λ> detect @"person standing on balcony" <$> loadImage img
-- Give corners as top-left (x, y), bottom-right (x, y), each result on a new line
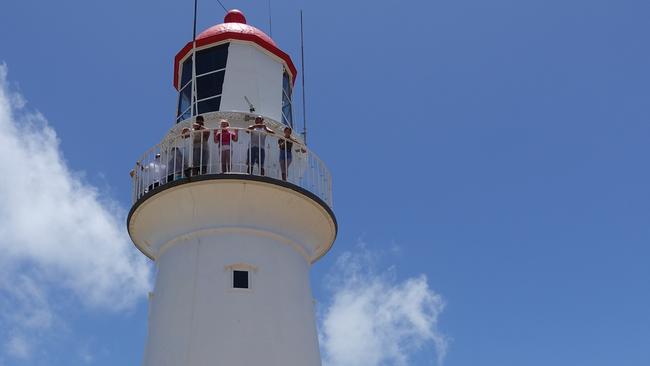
top-left (145, 153), bottom-right (167, 191)
top-left (246, 116), bottom-right (274, 176)
top-left (166, 146), bottom-right (185, 182)
top-left (144, 153), bottom-right (166, 192)
top-left (180, 127), bottom-right (192, 177)
top-left (277, 126), bottom-right (303, 181)
top-left (187, 115), bottom-right (210, 176)
top-left (214, 119), bottom-right (238, 173)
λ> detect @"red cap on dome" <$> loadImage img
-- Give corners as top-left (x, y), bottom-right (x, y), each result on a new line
top-left (173, 10), bottom-right (297, 89)
top-left (223, 9), bottom-right (247, 24)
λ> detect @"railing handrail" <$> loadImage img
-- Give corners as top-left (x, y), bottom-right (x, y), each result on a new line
top-left (130, 124), bottom-right (332, 209)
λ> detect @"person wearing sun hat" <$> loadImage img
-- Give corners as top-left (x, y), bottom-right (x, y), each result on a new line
top-left (246, 116), bottom-right (274, 176)
top-left (214, 119), bottom-right (238, 173)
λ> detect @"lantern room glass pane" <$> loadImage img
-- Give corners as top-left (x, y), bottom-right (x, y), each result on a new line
top-left (196, 71), bottom-right (225, 100)
top-left (177, 109), bottom-right (192, 123)
top-left (177, 43), bottom-right (228, 121)
top-left (197, 96), bottom-right (221, 114)
top-left (177, 83), bottom-right (192, 117)
top-left (180, 56), bottom-right (193, 88)
top-left (196, 43), bottom-right (229, 76)
top-left (282, 70), bottom-right (293, 127)
top-left (282, 104), bottom-right (293, 127)
top-left (283, 72), bottom-right (291, 96)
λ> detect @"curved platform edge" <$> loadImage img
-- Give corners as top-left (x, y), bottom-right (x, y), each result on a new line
top-left (127, 174), bottom-right (338, 263)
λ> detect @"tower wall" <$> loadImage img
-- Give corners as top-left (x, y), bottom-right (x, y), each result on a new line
top-left (143, 232), bottom-right (321, 366)
top-left (129, 179), bottom-right (336, 366)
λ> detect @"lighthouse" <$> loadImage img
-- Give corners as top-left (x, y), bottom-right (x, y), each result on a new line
top-left (127, 9), bottom-right (336, 366)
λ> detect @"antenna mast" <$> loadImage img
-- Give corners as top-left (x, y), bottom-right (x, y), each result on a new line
top-left (190, 0), bottom-right (199, 117)
top-left (268, 0), bottom-right (273, 37)
top-left (216, 0), bottom-right (227, 12)
top-left (300, 10), bottom-right (307, 144)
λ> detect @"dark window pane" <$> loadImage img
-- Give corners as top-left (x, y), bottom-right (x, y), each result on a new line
top-left (282, 104), bottom-right (293, 127)
top-left (177, 109), bottom-right (192, 123)
top-left (283, 71), bottom-right (292, 98)
top-left (282, 92), bottom-right (291, 107)
top-left (196, 71), bottom-right (225, 100)
top-left (197, 96), bottom-right (221, 114)
top-left (282, 70), bottom-right (293, 126)
top-left (196, 43), bottom-right (229, 75)
top-left (177, 83), bottom-right (192, 117)
top-left (233, 270), bottom-right (249, 289)
top-left (282, 92), bottom-right (293, 126)
top-left (180, 56), bottom-right (193, 87)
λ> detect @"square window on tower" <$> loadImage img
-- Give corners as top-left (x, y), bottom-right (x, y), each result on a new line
top-left (233, 270), bottom-right (249, 289)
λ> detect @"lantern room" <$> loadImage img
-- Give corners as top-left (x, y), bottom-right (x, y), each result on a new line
top-left (174, 9), bottom-right (298, 127)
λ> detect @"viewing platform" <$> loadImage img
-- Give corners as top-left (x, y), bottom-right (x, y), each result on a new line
top-left (130, 112), bottom-right (333, 210)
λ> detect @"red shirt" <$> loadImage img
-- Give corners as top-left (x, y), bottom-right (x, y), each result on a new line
top-left (214, 129), bottom-right (237, 146)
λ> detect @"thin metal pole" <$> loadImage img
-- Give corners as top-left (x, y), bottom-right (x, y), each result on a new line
top-left (268, 0), bottom-right (273, 37)
top-left (300, 10), bottom-right (307, 145)
top-left (216, 0), bottom-right (227, 12)
top-left (191, 0), bottom-right (199, 117)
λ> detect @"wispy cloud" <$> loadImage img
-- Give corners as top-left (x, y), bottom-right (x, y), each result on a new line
top-left (0, 64), bottom-right (151, 360)
top-left (4, 335), bottom-right (30, 359)
top-left (319, 245), bottom-right (449, 366)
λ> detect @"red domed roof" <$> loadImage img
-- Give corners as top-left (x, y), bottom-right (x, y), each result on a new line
top-left (174, 9), bottom-right (297, 89)
top-left (196, 13), bottom-right (277, 48)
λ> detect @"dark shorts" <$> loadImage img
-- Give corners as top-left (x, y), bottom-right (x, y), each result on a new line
top-left (279, 150), bottom-right (293, 162)
top-left (192, 144), bottom-right (209, 167)
top-left (248, 147), bottom-right (265, 166)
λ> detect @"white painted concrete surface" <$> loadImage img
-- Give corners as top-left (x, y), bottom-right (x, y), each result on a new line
top-left (129, 179), bottom-right (336, 366)
top-left (221, 42), bottom-right (285, 122)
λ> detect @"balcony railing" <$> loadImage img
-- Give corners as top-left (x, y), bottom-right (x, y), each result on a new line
top-left (130, 124), bottom-right (332, 208)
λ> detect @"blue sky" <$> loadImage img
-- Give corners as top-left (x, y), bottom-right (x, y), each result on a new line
top-left (1, 0), bottom-right (649, 365)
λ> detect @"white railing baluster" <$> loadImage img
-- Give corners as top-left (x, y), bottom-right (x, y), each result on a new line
top-left (199, 130), bottom-right (203, 176)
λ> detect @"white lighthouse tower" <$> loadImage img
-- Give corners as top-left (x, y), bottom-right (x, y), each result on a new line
top-left (127, 9), bottom-right (336, 366)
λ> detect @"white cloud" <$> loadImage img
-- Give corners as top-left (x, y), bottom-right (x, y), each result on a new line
top-left (319, 247), bottom-right (449, 366)
top-left (0, 267), bottom-right (67, 361)
top-left (0, 272), bottom-right (53, 330)
top-left (4, 335), bottom-right (30, 360)
top-left (78, 347), bottom-right (95, 364)
top-left (0, 64), bottom-right (151, 358)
